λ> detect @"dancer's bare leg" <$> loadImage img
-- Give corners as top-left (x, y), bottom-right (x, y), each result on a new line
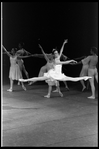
top-left (53, 81), bottom-right (60, 92)
top-left (21, 82), bottom-right (26, 91)
top-left (57, 82), bottom-right (63, 97)
top-left (86, 80), bottom-right (90, 89)
top-left (80, 72), bottom-right (86, 91)
top-left (61, 76), bottom-right (91, 82)
top-left (88, 69), bottom-right (98, 99)
top-left (63, 81), bottom-right (69, 90)
top-left (80, 80), bottom-right (86, 91)
top-left (44, 85), bottom-right (52, 98)
top-left (19, 76), bottom-right (48, 82)
top-left (88, 77), bottom-right (95, 99)
top-left (22, 65), bottom-right (30, 84)
top-left (7, 78), bottom-right (13, 92)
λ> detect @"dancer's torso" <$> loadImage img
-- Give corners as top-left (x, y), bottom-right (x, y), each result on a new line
top-left (10, 56), bottom-right (18, 66)
top-left (88, 55), bottom-right (98, 69)
top-left (54, 57), bottom-right (62, 74)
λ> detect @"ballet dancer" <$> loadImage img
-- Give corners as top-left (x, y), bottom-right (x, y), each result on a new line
top-left (71, 55), bottom-right (89, 91)
top-left (83, 47), bottom-right (98, 99)
top-left (16, 42), bottom-right (31, 85)
top-left (19, 39), bottom-right (92, 98)
top-left (3, 46), bottom-right (32, 92)
top-left (39, 44), bottom-right (63, 97)
top-left (29, 41), bottom-right (70, 90)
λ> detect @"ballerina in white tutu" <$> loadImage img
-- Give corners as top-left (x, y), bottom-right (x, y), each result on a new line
top-left (29, 42), bottom-right (70, 90)
top-left (3, 46), bottom-right (32, 92)
top-left (19, 39), bottom-right (92, 98)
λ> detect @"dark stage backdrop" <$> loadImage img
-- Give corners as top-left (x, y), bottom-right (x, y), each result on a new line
top-left (2, 2), bottom-right (98, 84)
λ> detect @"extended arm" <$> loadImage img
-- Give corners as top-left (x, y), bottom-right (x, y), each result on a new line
top-left (16, 49), bottom-right (32, 56)
top-left (57, 59), bottom-right (77, 65)
top-left (17, 55), bottom-right (33, 59)
top-left (38, 44), bottom-right (49, 62)
top-left (59, 39), bottom-right (68, 59)
top-left (2, 45), bottom-right (11, 57)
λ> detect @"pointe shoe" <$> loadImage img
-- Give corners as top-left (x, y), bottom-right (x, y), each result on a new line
top-left (82, 86), bottom-right (86, 92)
top-left (44, 95), bottom-right (50, 98)
top-left (7, 89), bottom-right (13, 92)
top-left (88, 96), bottom-right (95, 99)
top-left (59, 92), bottom-right (63, 97)
top-left (22, 86), bottom-right (26, 91)
top-left (53, 89), bottom-right (58, 92)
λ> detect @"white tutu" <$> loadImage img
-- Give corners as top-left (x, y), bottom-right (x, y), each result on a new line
top-left (44, 65), bottom-right (66, 84)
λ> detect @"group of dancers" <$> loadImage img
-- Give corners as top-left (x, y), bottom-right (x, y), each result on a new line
top-left (3, 39), bottom-right (98, 99)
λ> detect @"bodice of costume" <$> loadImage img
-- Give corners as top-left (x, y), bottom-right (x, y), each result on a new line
top-left (54, 64), bottom-right (62, 74)
top-left (10, 56), bottom-right (17, 66)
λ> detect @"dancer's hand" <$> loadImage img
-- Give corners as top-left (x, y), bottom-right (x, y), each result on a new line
top-left (71, 60), bottom-right (77, 63)
top-left (64, 39), bottom-right (68, 44)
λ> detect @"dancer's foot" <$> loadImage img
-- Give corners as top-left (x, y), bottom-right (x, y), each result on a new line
top-left (7, 88), bottom-right (13, 92)
top-left (19, 79), bottom-right (27, 82)
top-left (53, 89), bottom-right (58, 92)
top-left (59, 92), bottom-right (63, 97)
top-left (22, 86), bottom-right (26, 91)
top-left (88, 96), bottom-right (95, 99)
top-left (82, 86), bottom-right (86, 92)
top-left (44, 94), bottom-right (50, 98)
top-left (84, 76), bottom-right (92, 81)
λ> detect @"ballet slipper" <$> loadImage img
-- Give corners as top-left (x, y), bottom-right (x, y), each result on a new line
top-left (7, 89), bottom-right (13, 92)
top-left (88, 96), bottom-right (95, 99)
top-left (44, 94), bottom-right (50, 98)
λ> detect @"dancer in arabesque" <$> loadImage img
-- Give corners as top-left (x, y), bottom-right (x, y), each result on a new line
top-left (19, 39), bottom-right (92, 98)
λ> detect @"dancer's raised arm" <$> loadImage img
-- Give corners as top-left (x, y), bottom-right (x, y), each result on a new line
top-left (39, 44), bottom-right (49, 62)
top-left (2, 45), bottom-right (12, 57)
top-left (59, 39), bottom-right (68, 59)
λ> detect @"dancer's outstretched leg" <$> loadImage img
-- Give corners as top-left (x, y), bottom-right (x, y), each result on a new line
top-left (19, 76), bottom-right (48, 82)
top-left (60, 76), bottom-right (92, 82)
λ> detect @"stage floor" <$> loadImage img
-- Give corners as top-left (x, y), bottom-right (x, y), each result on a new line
top-left (2, 84), bottom-right (98, 147)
